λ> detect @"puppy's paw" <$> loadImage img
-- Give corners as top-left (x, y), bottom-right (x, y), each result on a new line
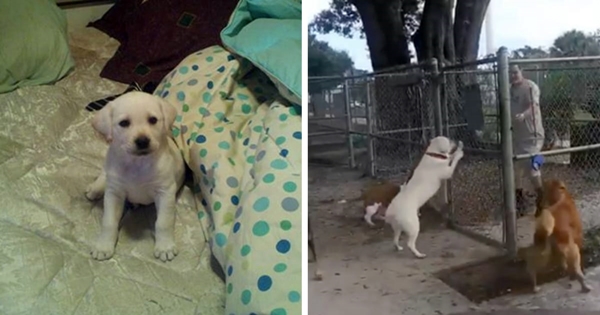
top-left (457, 141), bottom-right (464, 150)
top-left (533, 286), bottom-right (541, 293)
top-left (154, 240), bottom-right (178, 262)
top-left (85, 184), bottom-right (104, 201)
top-left (91, 241), bottom-right (115, 261)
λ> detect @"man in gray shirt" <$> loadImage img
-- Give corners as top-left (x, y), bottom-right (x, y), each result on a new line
top-left (510, 64), bottom-right (544, 216)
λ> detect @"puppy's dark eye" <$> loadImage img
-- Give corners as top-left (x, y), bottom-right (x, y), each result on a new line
top-left (119, 120), bottom-right (130, 127)
top-left (148, 116), bottom-right (158, 125)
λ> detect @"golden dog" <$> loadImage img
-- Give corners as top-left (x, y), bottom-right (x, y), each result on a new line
top-left (518, 179), bottom-right (591, 293)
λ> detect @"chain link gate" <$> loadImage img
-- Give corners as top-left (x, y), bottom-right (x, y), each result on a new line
top-left (435, 57), bottom-right (508, 249)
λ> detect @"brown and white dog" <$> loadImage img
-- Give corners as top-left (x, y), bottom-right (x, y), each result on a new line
top-left (362, 181), bottom-right (401, 226)
top-left (519, 179), bottom-right (591, 293)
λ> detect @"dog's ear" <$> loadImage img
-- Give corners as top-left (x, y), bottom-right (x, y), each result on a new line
top-left (558, 181), bottom-right (567, 191)
top-left (157, 97), bottom-right (177, 135)
top-left (92, 102), bottom-right (114, 142)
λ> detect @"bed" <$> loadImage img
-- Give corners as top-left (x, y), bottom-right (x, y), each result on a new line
top-left (0, 0), bottom-right (301, 314)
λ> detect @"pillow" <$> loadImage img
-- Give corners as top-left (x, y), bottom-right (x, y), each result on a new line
top-left (87, 0), bottom-right (141, 43)
top-left (0, 0), bottom-right (75, 93)
top-left (220, 0), bottom-right (301, 105)
top-left (91, 0), bottom-right (238, 87)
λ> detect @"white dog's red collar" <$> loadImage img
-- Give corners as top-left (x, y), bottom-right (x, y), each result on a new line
top-left (425, 152), bottom-right (448, 160)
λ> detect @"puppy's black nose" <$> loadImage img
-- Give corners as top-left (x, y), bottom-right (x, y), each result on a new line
top-left (135, 136), bottom-right (150, 150)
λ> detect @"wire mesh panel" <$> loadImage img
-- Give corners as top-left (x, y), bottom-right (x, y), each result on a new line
top-left (370, 66), bottom-right (437, 178)
top-left (346, 78), bottom-right (374, 173)
top-left (307, 77), bottom-right (351, 166)
top-left (513, 58), bottom-right (600, 241)
top-left (439, 60), bottom-right (506, 245)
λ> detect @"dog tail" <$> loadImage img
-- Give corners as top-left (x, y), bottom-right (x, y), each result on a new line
top-left (534, 208), bottom-right (555, 248)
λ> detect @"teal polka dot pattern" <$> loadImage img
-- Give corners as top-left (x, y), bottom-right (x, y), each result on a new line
top-left (273, 263), bottom-right (287, 273)
top-left (288, 291), bottom-right (300, 303)
top-left (153, 45), bottom-right (301, 315)
top-left (253, 197), bottom-right (269, 212)
top-left (252, 220), bottom-right (270, 236)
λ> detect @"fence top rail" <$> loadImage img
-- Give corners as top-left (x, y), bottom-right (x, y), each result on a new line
top-left (510, 55), bottom-right (600, 65)
top-left (441, 56), bottom-right (498, 71)
top-left (522, 65), bottom-right (600, 71)
top-left (308, 60), bottom-right (433, 81)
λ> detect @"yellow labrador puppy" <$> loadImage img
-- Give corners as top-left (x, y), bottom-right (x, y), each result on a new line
top-left (85, 91), bottom-right (185, 262)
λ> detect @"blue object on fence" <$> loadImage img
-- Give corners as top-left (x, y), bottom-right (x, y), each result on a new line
top-left (532, 154), bottom-right (544, 171)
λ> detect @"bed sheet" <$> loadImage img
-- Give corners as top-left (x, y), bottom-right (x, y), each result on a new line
top-left (155, 45), bottom-right (302, 315)
top-left (0, 28), bottom-right (224, 314)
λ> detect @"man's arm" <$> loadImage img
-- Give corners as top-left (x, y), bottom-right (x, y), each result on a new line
top-left (517, 81), bottom-right (540, 119)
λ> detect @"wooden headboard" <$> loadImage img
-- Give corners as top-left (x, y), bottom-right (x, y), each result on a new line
top-left (56, 0), bottom-right (115, 8)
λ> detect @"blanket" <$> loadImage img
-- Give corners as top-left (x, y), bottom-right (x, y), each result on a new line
top-left (155, 45), bottom-right (302, 315)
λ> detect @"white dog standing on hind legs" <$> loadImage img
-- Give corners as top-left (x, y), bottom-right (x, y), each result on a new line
top-left (385, 136), bottom-right (465, 258)
top-left (85, 91), bottom-right (185, 262)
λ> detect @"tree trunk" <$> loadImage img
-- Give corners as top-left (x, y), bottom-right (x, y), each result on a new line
top-left (413, 0), bottom-right (453, 64)
top-left (352, 0), bottom-right (422, 166)
top-left (454, 0), bottom-right (490, 63)
top-left (351, 0), bottom-right (411, 70)
top-left (357, 0), bottom-right (489, 171)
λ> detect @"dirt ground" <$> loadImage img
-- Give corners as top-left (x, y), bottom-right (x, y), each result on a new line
top-left (307, 161), bottom-right (600, 314)
top-left (307, 163), bottom-right (502, 315)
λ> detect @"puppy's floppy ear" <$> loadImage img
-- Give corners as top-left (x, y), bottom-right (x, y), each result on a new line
top-left (156, 97), bottom-right (177, 134)
top-left (92, 102), bottom-right (114, 142)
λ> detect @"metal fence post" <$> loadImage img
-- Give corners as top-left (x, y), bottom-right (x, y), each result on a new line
top-left (430, 58), bottom-right (450, 211)
top-left (365, 81), bottom-right (375, 177)
top-left (440, 66), bottom-right (454, 221)
top-left (497, 47), bottom-right (518, 257)
top-left (344, 78), bottom-right (356, 168)
top-left (430, 58), bottom-right (443, 138)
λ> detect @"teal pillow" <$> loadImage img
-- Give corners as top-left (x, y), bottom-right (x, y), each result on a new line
top-left (0, 0), bottom-right (75, 94)
top-left (220, 0), bottom-right (301, 105)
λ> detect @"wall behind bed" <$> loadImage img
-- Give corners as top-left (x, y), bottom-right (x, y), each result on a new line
top-left (55, 0), bottom-right (115, 32)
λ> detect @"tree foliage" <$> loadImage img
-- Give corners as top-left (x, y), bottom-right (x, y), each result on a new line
top-left (550, 30), bottom-right (600, 57)
top-left (512, 30), bottom-right (600, 136)
top-left (512, 30), bottom-right (600, 60)
top-left (307, 33), bottom-right (354, 93)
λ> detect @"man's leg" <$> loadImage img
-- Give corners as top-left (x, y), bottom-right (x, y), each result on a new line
top-left (530, 140), bottom-right (545, 216)
top-left (529, 157), bottom-right (544, 216)
top-left (514, 160), bottom-right (528, 216)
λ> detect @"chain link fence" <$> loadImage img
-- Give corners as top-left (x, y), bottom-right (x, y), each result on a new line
top-left (308, 51), bottom-right (600, 255)
top-left (514, 57), bottom-right (600, 241)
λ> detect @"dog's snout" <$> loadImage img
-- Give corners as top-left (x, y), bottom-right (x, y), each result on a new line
top-left (135, 136), bottom-right (150, 150)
